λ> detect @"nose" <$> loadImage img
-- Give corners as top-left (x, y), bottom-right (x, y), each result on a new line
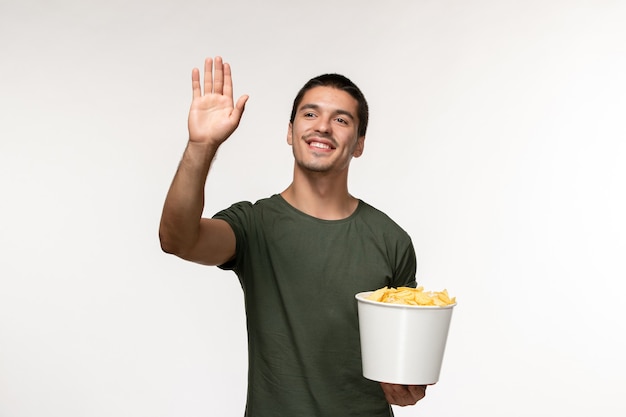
top-left (313, 116), bottom-right (331, 134)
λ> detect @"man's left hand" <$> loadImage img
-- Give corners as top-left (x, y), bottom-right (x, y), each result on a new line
top-left (380, 383), bottom-right (427, 406)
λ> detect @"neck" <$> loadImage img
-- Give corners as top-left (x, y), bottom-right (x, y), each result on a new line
top-left (281, 168), bottom-right (358, 220)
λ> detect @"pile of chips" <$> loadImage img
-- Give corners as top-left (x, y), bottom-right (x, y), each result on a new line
top-left (366, 286), bottom-right (456, 306)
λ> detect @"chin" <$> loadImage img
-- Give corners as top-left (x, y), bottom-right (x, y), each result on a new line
top-left (297, 161), bottom-right (331, 173)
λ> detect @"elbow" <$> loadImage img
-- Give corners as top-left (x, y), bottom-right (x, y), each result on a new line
top-left (159, 226), bottom-right (183, 256)
top-left (160, 241), bottom-right (176, 255)
top-left (159, 234), bottom-right (176, 255)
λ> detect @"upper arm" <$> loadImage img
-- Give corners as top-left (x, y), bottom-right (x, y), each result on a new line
top-left (177, 218), bottom-right (236, 266)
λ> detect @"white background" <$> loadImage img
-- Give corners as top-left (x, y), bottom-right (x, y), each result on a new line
top-left (1, 0), bottom-right (625, 416)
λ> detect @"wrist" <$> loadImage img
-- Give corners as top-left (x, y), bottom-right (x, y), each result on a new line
top-left (182, 140), bottom-right (220, 167)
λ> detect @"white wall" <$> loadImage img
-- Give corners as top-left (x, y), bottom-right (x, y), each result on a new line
top-left (1, 1), bottom-right (625, 416)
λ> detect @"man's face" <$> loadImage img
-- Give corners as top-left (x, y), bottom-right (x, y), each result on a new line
top-left (287, 86), bottom-right (365, 174)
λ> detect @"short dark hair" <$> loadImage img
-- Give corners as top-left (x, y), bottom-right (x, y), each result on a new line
top-left (289, 74), bottom-right (369, 137)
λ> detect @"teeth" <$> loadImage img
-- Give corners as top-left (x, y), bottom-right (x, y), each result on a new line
top-left (310, 142), bottom-right (331, 150)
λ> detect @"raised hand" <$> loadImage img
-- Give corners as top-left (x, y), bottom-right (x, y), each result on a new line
top-left (188, 56), bottom-right (249, 146)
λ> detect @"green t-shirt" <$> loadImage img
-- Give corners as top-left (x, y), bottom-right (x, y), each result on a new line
top-left (214, 194), bottom-right (417, 417)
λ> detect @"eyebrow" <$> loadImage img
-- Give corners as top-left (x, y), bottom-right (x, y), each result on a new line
top-left (299, 103), bottom-right (356, 121)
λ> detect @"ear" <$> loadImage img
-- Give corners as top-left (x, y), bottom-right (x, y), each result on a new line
top-left (287, 122), bottom-right (293, 145)
top-left (352, 135), bottom-right (365, 158)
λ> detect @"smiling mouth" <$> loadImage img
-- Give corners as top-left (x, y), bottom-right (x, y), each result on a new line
top-left (305, 134), bottom-right (336, 150)
top-left (309, 141), bottom-right (334, 150)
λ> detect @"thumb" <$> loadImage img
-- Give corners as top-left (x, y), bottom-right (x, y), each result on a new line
top-left (234, 95), bottom-right (249, 118)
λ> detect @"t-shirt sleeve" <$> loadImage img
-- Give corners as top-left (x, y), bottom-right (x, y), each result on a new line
top-left (391, 237), bottom-right (418, 288)
top-left (212, 201), bottom-right (253, 271)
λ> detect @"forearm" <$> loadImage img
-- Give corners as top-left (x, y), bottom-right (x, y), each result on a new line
top-left (160, 56), bottom-right (246, 258)
top-left (159, 141), bottom-right (219, 255)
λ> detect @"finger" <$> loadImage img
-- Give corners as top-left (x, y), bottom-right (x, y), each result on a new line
top-left (222, 62), bottom-right (234, 103)
top-left (380, 383), bottom-right (423, 406)
top-left (213, 56), bottom-right (224, 94)
top-left (381, 382), bottom-right (404, 394)
top-left (380, 383), bottom-right (404, 404)
top-left (231, 95), bottom-right (249, 126)
top-left (379, 383), bottom-right (396, 404)
top-left (191, 68), bottom-right (201, 99)
top-left (203, 57), bottom-right (213, 96)
top-left (235, 95), bottom-right (250, 113)
top-left (407, 385), bottom-right (427, 402)
top-left (234, 95), bottom-right (249, 114)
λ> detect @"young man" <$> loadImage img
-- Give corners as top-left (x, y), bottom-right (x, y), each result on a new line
top-left (159, 56), bottom-right (427, 416)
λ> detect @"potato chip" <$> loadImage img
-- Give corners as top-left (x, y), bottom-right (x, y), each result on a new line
top-left (366, 285), bottom-right (456, 306)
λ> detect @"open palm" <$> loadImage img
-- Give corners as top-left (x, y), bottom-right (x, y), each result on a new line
top-left (188, 57), bottom-right (248, 145)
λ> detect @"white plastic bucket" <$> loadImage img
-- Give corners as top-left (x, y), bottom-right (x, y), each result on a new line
top-left (355, 291), bottom-right (455, 385)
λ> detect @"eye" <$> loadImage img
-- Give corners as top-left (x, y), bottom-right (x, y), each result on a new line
top-left (303, 112), bottom-right (316, 118)
top-left (335, 117), bottom-right (348, 125)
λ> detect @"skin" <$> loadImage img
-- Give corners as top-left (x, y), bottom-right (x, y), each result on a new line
top-left (381, 383), bottom-right (427, 406)
top-left (159, 56), bottom-right (427, 407)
